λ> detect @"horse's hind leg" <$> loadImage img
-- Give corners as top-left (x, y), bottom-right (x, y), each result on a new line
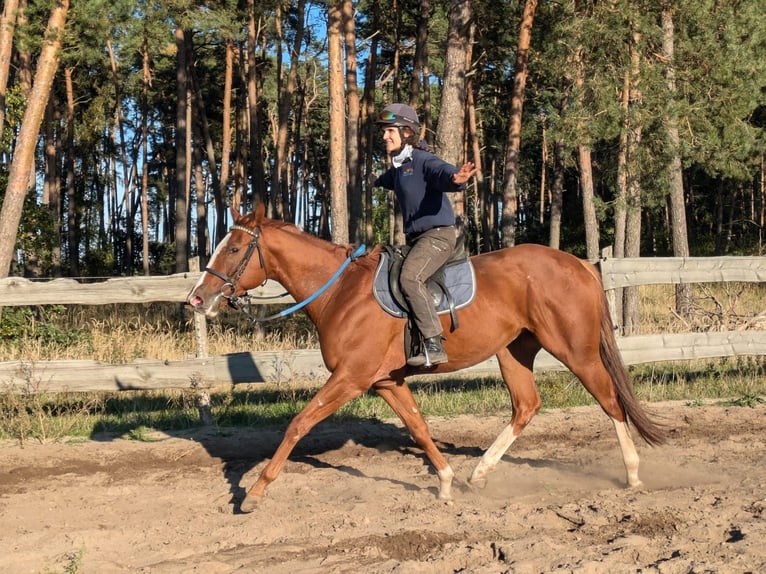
top-left (543, 335), bottom-right (643, 488)
top-left (470, 332), bottom-right (541, 489)
top-left (611, 416), bottom-right (642, 488)
top-left (567, 360), bottom-right (643, 488)
top-left (374, 382), bottom-right (454, 500)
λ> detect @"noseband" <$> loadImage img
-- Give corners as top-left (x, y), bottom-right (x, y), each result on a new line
top-left (204, 224), bottom-right (267, 308)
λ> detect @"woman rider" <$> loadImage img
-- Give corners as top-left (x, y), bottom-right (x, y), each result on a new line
top-left (374, 103), bottom-right (476, 366)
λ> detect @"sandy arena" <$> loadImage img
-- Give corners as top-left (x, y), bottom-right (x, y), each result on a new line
top-left (1, 400), bottom-right (765, 573)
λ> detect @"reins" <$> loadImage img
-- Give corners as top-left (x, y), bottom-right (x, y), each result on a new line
top-left (204, 223), bottom-right (366, 324)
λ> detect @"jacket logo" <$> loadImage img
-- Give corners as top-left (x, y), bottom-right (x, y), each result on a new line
top-left (402, 166), bottom-right (414, 177)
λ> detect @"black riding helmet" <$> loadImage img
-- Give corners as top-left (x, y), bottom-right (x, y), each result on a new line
top-left (377, 103), bottom-right (420, 148)
top-left (376, 103), bottom-right (420, 130)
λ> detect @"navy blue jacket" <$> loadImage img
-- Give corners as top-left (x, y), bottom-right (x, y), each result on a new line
top-left (374, 148), bottom-right (462, 235)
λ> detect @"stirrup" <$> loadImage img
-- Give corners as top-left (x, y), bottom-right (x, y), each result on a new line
top-left (408, 336), bottom-right (447, 367)
top-left (406, 351), bottom-right (428, 367)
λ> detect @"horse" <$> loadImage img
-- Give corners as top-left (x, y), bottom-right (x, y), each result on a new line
top-left (187, 203), bottom-right (665, 513)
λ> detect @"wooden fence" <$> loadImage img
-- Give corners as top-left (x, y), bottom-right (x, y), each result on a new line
top-left (0, 255), bottom-right (764, 393)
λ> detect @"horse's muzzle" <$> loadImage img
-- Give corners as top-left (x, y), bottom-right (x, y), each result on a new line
top-left (187, 292), bottom-right (223, 318)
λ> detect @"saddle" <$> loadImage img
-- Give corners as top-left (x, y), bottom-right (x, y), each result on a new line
top-left (372, 237), bottom-right (476, 332)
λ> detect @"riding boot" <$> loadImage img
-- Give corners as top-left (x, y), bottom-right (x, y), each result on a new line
top-left (407, 336), bottom-right (448, 367)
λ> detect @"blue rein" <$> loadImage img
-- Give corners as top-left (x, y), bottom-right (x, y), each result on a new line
top-left (249, 243), bottom-right (367, 322)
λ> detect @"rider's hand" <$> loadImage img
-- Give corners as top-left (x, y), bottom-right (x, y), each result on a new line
top-left (453, 162), bottom-right (477, 186)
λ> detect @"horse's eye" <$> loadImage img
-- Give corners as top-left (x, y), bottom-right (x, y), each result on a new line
top-left (230, 247), bottom-right (240, 254)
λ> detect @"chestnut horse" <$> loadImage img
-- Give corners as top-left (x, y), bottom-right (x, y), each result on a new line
top-left (187, 203), bottom-right (665, 513)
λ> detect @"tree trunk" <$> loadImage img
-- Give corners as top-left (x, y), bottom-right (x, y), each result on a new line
top-left (436, 0), bottom-right (473, 230)
top-left (361, 3), bottom-right (379, 245)
top-left (388, 0), bottom-right (405, 244)
top-left (0, 0), bottom-right (69, 278)
top-left (108, 122), bottom-right (119, 271)
top-left (141, 34), bottom-right (150, 275)
top-left (548, 139), bottom-right (565, 250)
top-left (623, 163), bottom-right (642, 334)
top-left (409, 0), bottom-right (431, 123)
top-left (622, 32), bottom-right (644, 335)
top-left (610, 67), bottom-right (632, 328)
top-left (192, 126), bottom-right (208, 265)
top-left (662, 6), bottom-right (692, 316)
top-left (466, 55), bottom-right (486, 253)
top-left (275, 0), bottom-right (305, 222)
top-left (189, 50), bottom-right (221, 261)
top-left (343, 0), bottom-right (362, 242)
top-left (391, 0), bottom-right (402, 101)
top-left (273, 3), bottom-right (285, 219)
top-left (64, 66), bottom-right (78, 276)
top-left (218, 39), bottom-right (234, 240)
top-left (500, 0), bottom-right (537, 248)
top-left (42, 90), bottom-right (61, 276)
top-left (247, 2), bottom-right (266, 207)
top-left (0, 0), bottom-right (19, 139)
top-left (174, 26), bottom-right (190, 273)
top-left (15, 0), bottom-right (32, 98)
top-left (714, 183), bottom-right (725, 255)
top-left (614, 69), bottom-right (630, 260)
top-left (295, 67), bottom-right (317, 226)
top-left (233, 43), bottom-right (248, 214)
top-left (578, 143), bottom-right (599, 259)
top-left (573, 48), bottom-right (599, 260)
top-left (327, 2), bottom-right (348, 243)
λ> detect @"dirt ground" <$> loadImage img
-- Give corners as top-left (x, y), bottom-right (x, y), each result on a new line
top-left (1, 400), bottom-right (765, 574)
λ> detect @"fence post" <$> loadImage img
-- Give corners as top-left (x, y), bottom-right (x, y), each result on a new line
top-left (188, 257), bottom-right (209, 359)
top-left (600, 246), bottom-right (621, 336)
top-left (187, 257), bottom-right (214, 426)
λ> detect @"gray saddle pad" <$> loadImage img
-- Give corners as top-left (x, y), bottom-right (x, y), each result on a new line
top-left (373, 252), bottom-right (476, 318)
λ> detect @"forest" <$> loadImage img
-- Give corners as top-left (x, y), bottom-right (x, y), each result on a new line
top-left (0, 0), bottom-right (764, 280)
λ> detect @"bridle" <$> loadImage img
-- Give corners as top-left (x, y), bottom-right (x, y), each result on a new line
top-left (203, 224), bottom-right (267, 310)
top-left (203, 223), bottom-right (367, 323)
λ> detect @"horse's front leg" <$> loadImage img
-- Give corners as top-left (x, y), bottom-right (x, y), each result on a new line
top-left (240, 371), bottom-right (365, 513)
top-left (374, 382), bottom-right (454, 501)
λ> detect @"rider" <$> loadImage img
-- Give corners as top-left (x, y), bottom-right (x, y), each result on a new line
top-left (374, 103), bottom-right (476, 367)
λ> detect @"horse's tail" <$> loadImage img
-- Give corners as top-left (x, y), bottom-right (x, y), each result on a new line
top-left (583, 261), bottom-right (667, 446)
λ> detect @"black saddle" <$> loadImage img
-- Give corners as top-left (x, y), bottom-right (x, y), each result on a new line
top-left (372, 238), bottom-right (476, 332)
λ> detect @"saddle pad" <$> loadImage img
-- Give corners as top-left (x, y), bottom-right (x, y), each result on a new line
top-left (373, 252), bottom-right (477, 318)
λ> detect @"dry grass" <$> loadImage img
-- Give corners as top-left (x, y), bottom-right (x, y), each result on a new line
top-left (0, 303), bottom-right (318, 363)
top-left (638, 282), bottom-right (766, 334)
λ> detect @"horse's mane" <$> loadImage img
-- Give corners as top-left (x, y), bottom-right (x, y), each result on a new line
top-left (354, 245), bottom-right (383, 271)
top-left (239, 211), bottom-right (380, 268)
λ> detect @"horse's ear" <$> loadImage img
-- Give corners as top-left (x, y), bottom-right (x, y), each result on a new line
top-left (229, 189), bottom-right (242, 222)
top-left (229, 203), bottom-right (240, 224)
top-left (254, 200), bottom-right (266, 224)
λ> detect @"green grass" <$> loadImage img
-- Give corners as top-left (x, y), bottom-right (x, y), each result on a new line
top-left (1, 356), bottom-right (763, 443)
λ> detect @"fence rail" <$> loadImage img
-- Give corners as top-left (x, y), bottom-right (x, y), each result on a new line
top-left (0, 255), bottom-right (764, 393)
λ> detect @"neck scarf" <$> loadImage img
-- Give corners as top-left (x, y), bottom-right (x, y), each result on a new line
top-left (391, 144), bottom-right (413, 168)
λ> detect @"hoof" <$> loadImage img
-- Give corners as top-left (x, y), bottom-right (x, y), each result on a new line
top-left (239, 495), bottom-right (260, 514)
top-left (468, 476), bottom-right (487, 490)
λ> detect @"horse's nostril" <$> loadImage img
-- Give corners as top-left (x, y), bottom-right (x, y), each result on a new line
top-left (190, 295), bottom-right (203, 307)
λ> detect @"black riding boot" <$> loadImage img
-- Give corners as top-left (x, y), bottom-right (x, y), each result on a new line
top-left (407, 336), bottom-right (448, 367)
